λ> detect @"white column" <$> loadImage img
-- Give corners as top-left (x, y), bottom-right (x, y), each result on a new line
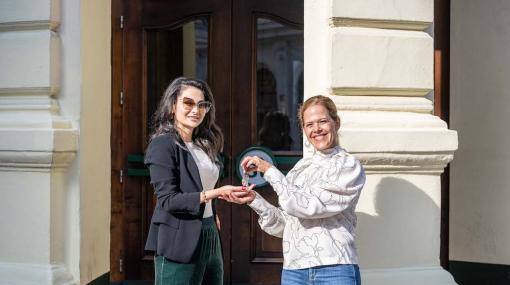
top-left (304, 1), bottom-right (458, 284)
top-left (0, 0), bottom-right (78, 284)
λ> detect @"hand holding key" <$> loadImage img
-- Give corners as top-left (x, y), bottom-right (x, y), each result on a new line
top-left (240, 155), bottom-right (272, 173)
top-left (241, 171), bottom-right (250, 191)
top-left (220, 184), bottom-right (256, 204)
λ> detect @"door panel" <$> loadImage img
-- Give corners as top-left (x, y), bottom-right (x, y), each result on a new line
top-left (112, 0), bottom-right (302, 283)
top-left (231, 1), bottom-right (303, 283)
top-left (115, 0), bottom-right (232, 280)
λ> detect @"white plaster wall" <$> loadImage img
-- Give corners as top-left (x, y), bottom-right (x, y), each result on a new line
top-left (0, 0), bottom-right (110, 284)
top-left (0, 30), bottom-right (58, 89)
top-left (356, 174), bottom-right (441, 268)
top-left (450, 0), bottom-right (510, 265)
top-left (79, 0), bottom-right (111, 283)
top-left (0, 171), bottom-right (51, 263)
top-left (0, 0), bottom-right (59, 23)
top-left (304, 0), bottom-right (332, 97)
top-left (60, 0), bottom-right (82, 123)
top-left (60, 0), bottom-right (82, 280)
top-left (331, 27), bottom-right (433, 92)
top-left (0, 1), bottom-right (78, 284)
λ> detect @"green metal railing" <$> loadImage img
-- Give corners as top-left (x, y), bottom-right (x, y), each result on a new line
top-left (126, 153), bottom-right (301, 178)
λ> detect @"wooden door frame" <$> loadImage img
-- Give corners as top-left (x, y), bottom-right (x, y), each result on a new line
top-left (110, 0), bottom-right (124, 281)
top-left (110, 0), bottom-right (233, 282)
top-left (434, 0), bottom-right (451, 270)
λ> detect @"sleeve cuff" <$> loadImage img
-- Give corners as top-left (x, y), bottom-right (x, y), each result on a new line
top-left (189, 191), bottom-right (202, 215)
top-left (263, 166), bottom-right (285, 195)
top-left (264, 166), bottom-right (279, 178)
top-left (248, 192), bottom-right (271, 215)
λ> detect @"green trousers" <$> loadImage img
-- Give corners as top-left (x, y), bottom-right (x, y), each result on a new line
top-left (154, 217), bottom-right (223, 285)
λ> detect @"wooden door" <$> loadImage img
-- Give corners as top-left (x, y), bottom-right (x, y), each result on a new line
top-left (111, 0), bottom-right (303, 283)
top-left (230, 1), bottom-right (303, 283)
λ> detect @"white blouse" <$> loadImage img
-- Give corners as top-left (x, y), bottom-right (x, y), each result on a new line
top-left (185, 142), bottom-right (219, 218)
top-left (248, 146), bottom-right (365, 269)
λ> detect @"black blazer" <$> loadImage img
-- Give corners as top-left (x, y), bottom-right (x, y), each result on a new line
top-left (144, 133), bottom-right (217, 263)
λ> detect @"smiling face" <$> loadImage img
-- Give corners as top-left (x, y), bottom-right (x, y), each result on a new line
top-left (172, 86), bottom-right (207, 132)
top-left (302, 104), bottom-right (340, 151)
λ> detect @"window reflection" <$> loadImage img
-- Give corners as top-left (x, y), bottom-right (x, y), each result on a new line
top-left (146, 18), bottom-right (208, 133)
top-left (182, 19), bottom-right (208, 80)
top-left (256, 18), bottom-right (303, 151)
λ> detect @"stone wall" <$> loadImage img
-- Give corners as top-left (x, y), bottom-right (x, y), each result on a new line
top-left (0, 0), bottom-right (111, 284)
top-left (304, 1), bottom-right (458, 284)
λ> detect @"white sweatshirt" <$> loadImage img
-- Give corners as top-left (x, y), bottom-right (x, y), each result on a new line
top-left (248, 146), bottom-right (365, 269)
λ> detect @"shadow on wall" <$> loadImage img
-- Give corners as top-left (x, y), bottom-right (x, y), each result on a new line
top-left (356, 177), bottom-right (440, 269)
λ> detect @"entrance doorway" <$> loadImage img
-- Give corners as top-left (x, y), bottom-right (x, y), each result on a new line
top-left (111, 0), bottom-right (303, 283)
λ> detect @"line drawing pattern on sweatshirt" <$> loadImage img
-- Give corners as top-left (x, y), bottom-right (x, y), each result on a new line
top-left (248, 146), bottom-right (366, 269)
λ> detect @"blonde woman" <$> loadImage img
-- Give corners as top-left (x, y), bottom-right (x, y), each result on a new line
top-left (223, 95), bottom-right (365, 285)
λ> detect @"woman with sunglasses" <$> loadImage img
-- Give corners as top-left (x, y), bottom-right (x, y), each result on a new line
top-left (144, 77), bottom-right (251, 285)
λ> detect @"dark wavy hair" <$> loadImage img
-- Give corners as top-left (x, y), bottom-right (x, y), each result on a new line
top-left (150, 77), bottom-right (224, 163)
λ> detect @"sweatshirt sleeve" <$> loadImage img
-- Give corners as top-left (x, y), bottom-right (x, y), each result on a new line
top-left (145, 135), bottom-right (201, 216)
top-left (263, 154), bottom-right (365, 219)
top-left (248, 192), bottom-right (287, 238)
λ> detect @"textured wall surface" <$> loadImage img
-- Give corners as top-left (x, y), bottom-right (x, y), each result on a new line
top-left (450, 0), bottom-right (510, 266)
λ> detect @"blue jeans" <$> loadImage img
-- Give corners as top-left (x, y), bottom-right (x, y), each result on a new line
top-left (282, 264), bottom-right (361, 285)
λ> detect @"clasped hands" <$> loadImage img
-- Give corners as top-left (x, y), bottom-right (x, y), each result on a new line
top-left (218, 155), bottom-right (272, 205)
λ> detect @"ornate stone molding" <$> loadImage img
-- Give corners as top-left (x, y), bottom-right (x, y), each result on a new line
top-left (0, 87), bottom-right (58, 97)
top-left (0, 151), bottom-right (76, 171)
top-left (362, 266), bottom-right (456, 284)
top-left (330, 87), bottom-right (431, 97)
top-left (329, 95), bottom-right (433, 113)
top-left (354, 152), bottom-right (454, 174)
top-left (0, 95), bottom-right (58, 111)
top-left (0, 262), bottom-right (76, 285)
top-left (0, 20), bottom-right (59, 32)
top-left (330, 18), bottom-right (430, 31)
top-left (0, 129), bottom-right (77, 171)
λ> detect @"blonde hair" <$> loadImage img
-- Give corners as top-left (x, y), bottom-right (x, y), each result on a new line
top-left (298, 95), bottom-right (340, 129)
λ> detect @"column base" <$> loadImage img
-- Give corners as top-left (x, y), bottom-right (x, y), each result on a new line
top-left (362, 266), bottom-right (457, 284)
top-left (0, 262), bottom-right (77, 285)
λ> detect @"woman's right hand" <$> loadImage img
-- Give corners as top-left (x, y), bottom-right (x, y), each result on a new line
top-left (241, 156), bottom-right (272, 173)
top-left (215, 185), bottom-right (245, 198)
top-left (211, 184), bottom-right (254, 199)
top-left (201, 185), bottom-right (245, 203)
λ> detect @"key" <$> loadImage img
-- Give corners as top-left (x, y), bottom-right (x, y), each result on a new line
top-left (241, 171), bottom-right (249, 190)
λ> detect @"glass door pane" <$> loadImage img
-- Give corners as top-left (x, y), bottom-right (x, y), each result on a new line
top-left (146, 18), bottom-right (209, 134)
top-left (256, 18), bottom-right (304, 152)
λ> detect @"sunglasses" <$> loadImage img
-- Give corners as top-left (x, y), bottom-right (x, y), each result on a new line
top-left (180, 97), bottom-right (212, 113)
